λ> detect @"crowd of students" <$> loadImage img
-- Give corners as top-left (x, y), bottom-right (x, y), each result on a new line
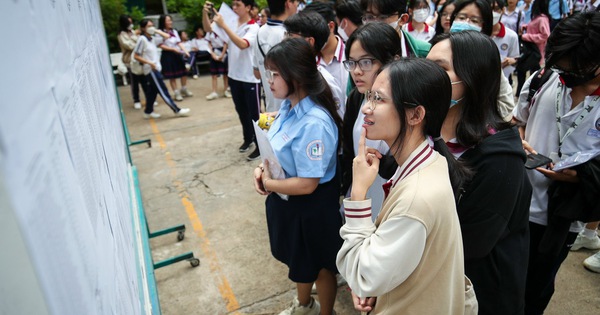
top-left (119, 0), bottom-right (599, 314)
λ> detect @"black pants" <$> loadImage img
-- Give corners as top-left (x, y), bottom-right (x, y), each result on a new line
top-left (228, 78), bottom-right (260, 144)
top-left (524, 222), bottom-right (578, 315)
top-left (550, 18), bottom-right (561, 31)
top-left (139, 70), bottom-right (181, 114)
top-left (128, 70), bottom-right (143, 103)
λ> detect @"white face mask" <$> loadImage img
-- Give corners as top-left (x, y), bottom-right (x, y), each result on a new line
top-left (128, 24), bottom-right (134, 31)
top-left (146, 26), bottom-right (156, 35)
top-left (412, 8), bottom-right (430, 23)
top-left (492, 11), bottom-right (502, 25)
top-left (338, 19), bottom-right (349, 41)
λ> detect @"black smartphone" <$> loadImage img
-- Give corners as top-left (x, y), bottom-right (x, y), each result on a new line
top-left (525, 153), bottom-right (553, 169)
top-left (208, 4), bottom-right (217, 19)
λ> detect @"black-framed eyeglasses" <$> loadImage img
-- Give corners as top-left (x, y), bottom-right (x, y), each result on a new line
top-left (264, 69), bottom-right (279, 82)
top-left (343, 58), bottom-right (377, 71)
top-left (365, 90), bottom-right (419, 111)
top-left (454, 13), bottom-right (483, 25)
top-left (361, 12), bottom-right (398, 23)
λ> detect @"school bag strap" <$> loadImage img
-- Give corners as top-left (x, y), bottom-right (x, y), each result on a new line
top-left (527, 67), bottom-right (554, 103)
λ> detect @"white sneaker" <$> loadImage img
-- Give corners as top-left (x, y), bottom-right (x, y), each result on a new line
top-left (174, 90), bottom-right (183, 101)
top-left (583, 251), bottom-right (600, 273)
top-left (143, 112), bottom-right (161, 119)
top-left (206, 91), bottom-right (219, 100)
top-left (182, 88), bottom-right (193, 97)
top-left (224, 89), bottom-right (232, 98)
top-left (154, 101), bottom-right (158, 106)
top-left (175, 108), bottom-right (190, 117)
top-left (278, 297), bottom-right (320, 315)
top-left (134, 102), bottom-right (142, 109)
top-left (570, 232), bottom-right (600, 251)
top-left (193, 75), bottom-right (198, 79)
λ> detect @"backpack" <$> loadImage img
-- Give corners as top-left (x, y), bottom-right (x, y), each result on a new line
top-left (526, 68), bottom-right (554, 104)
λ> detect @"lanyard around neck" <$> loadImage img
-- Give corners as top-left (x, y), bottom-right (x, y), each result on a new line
top-left (555, 81), bottom-right (600, 156)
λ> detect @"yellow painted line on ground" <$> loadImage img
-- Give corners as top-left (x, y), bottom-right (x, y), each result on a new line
top-left (148, 119), bottom-right (241, 314)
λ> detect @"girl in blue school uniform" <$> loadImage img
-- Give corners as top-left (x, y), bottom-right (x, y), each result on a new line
top-left (252, 38), bottom-right (343, 315)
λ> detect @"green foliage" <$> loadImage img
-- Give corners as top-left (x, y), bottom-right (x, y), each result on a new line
top-left (100, 0), bottom-right (145, 53)
top-left (167, 0), bottom-right (268, 34)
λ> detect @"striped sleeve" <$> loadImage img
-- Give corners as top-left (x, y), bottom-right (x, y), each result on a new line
top-left (343, 198), bottom-right (373, 227)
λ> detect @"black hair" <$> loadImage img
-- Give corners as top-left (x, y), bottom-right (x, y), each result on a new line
top-left (450, 0), bottom-right (493, 36)
top-left (262, 7), bottom-right (271, 17)
top-left (345, 22), bottom-right (401, 64)
top-left (409, 0), bottom-right (430, 10)
top-left (240, 0), bottom-right (256, 7)
top-left (139, 18), bottom-right (152, 29)
top-left (158, 14), bottom-right (171, 31)
top-left (360, 0), bottom-right (409, 15)
top-left (545, 12), bottom-right (600, 74)
top-left (430, 31), bottom-right (509, 148)
top-left (382, 58), bottom-right (471, 197)
top-left (264, 38), bottom-right (343, 148)
top-left (304, 1), bottom-right (338, 34)
top-left (435, 0), bottom-right (456, 34)
top-left (530, 0), bottom-right (549, 20)
top-left (284, 11), bottom-right (330, 54)
top-left (490, 0), bottom-right (505, 11)
top-left (268, 0), bottom-right (286, 16)
top-left (119, 15), bottom-right (132, 33)
top-left (194, 25), bottom-right (205, 35)
top-left (336, 0), bottom-right (364, 26)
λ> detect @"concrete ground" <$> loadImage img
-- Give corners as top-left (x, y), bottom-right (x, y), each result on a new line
top-left (119, 73), bottom-right (599, 315)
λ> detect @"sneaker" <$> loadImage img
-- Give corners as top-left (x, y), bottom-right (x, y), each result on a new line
top-left (239, 141), bottom-right (253, 153)
top-left (182, 88), bottom-right (193, 97)
top-left (154, 101), bottom-right (159, 106)
top-left (224, 89), bottom-right (232, 98)
top-left (571, 232), bottom-right (600, 251)
top-left (278, 297), bottom-right (320, 315)
top-left (134, 102), bottom-right (142, 109)
top-left (206, 91), bottom-right (219, 100)
top-left (143, 112), bottom-right (161, 119)
top-left (175, 108), bottom-right (190, 117)
top-left (174, 90), bottom-right (183, 101)
top-left (583, 251), bottom-right (600, 273)
top-left (246, 148), bottom-right (261, 161)
top-left (193, 74), bottom-right (198, 79)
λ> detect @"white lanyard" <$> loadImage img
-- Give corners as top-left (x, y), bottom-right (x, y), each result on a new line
top-left (555, 81), bottom-right (600, 156)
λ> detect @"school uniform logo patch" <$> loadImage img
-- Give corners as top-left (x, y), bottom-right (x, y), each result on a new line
top-left (306, 140), bottom-right (324, 160)
top-left (501, 43), bottom-right (508, 51)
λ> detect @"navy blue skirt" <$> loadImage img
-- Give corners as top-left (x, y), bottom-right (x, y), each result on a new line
top-left (265, 177), bottom-right (343, 283)
top-left (160, 50), bottom-right (187, 79)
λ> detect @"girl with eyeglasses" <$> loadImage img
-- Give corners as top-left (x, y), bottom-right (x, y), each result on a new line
top-left (341, 22), bottom-right (401, 221)
top-left (337, 58), bottom-right (475, 314)
top-left (252, 38), bottom-right (343, 315)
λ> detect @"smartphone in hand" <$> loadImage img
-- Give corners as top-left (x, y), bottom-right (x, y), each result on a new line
top-left (525, 153), bottom-right (553, 169)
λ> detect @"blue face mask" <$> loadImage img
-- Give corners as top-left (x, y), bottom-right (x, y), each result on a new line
top-left (449, 98), bottom-right (463, 108)
top-left (450, 21), bottom-right (482, 33)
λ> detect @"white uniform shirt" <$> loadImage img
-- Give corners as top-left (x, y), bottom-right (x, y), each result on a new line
top-left (252, 19), bottom-right (286, 112)
top-left (133, 35), bottom-right (161, 75)
top-left (191, 37), bottom-right (210, 52)
top-left (317, 35), bottom-right (348, 114)
top-left (206, 32), bottom-right (226, 49)
top-left (492, 23), bottom-right (520, 79)
top-left (227, 20), bottom-right (260, 83)
top-left (501, 8), bottom-right (525, 33)
top-left (402, 22), bottom-right (436, 42)
top-left (155, 29), bottom-right (181, 48)
top-left (513, 72), bottom-right (600, 229)
top-left (318, 66), bottom-right (345, 119)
